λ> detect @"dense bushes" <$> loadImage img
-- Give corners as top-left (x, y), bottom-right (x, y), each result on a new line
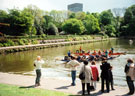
top-left (0, 38), bottom-right (38, 47)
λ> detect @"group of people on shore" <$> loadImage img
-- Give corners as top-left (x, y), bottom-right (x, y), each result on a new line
top-left (67, 55), bottom-right (114, 95)
top-left (33, 53), bottom-right (135, 95)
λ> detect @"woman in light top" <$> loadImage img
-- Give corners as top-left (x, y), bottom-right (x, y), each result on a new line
top-left (34, 56), bottom-right (45, 87)
top-left (80, 60), bottom-right (93, 95)
top-left (124, 59), bottom-right (135, 95)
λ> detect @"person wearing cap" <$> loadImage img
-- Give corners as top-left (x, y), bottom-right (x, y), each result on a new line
top-left (124, 59), bottom-right (135, 95)
top-left (34, 56), bottom-right (45, 87)
top-left (100, 58), bottom-right (111, 93)
top-left (67, 56), bottom-right (80, 86)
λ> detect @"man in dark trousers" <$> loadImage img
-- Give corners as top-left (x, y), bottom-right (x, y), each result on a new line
top-left (100, 58), bottom-right (111, 93)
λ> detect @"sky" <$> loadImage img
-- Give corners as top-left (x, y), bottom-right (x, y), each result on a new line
top-left (0, 0), bottom-right (135, 13)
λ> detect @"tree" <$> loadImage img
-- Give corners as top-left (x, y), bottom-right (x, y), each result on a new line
top-left (6, 9), bottom-right (33, 36)
top-left (47, 23), bottom-right (59, 35)
top-left (68, 12), bottom-right (76, 19)
top-left (112, 8), bottom-right (126, 17)
top-left (84, 14), bottom-right (100, 34)
top-left (62, 19), bottom-right (85, 35)
top-left (76, 12), bottom-right (86, 20)
top-left (23, 5), bottom-right (46, 35)
top-left (0, 10), bottom-right (9, 34)
top-left (100, 10), bottom-right (114, 26)
top-left (105, 25), bottom-right (116, 37)
top-left (120, 5), bottom-right (135, 36)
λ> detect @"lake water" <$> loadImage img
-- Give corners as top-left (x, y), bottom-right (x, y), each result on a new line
top-left (0, 39), bottom-right (135, 86)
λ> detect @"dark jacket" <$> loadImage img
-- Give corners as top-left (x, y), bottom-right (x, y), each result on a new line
top-left (124, 64), bottom-right (129, 73)
top-left (108, 70), bottom-right (113, 81)
top-left (100, 61), bottom-right (111, 79)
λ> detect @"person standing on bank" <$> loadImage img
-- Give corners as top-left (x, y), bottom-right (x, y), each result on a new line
top-left (34, 56), bottom-right (45, 87)
top-left (90, 61), bottom-right (99, 90)
top-left (109, 66), bottom-right (115, 90)
top-left (80, 60), bottom-right (93, 95)
top-left (100, 58), bottom-right (111, 93)
top-left (67, 56), bottom-right (80, 86)
top-left (124, 59), bottom-right (135, 95)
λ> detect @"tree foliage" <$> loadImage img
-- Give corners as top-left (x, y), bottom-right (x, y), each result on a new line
top-left (120, 5), bottom-right (135, 36)
top-left (84, 14), bottom-right (100, 34)
top-left (100, 10), bottom-right (114, 26)
top-left (62, 19), bottom-right (85, 35)
top-left (47, 22), bottom-right (59, 35)
top-left (0, 4), bottom-right (135, 37)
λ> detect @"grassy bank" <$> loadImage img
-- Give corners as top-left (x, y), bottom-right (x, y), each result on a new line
top-left (0, 83), bottom-right (72, 96)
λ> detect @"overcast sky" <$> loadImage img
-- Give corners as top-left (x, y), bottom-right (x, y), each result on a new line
top-left (0, 0), bottom-right (135, 13)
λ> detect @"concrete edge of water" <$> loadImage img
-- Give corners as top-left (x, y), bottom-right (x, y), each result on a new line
top-left (0, 38), bottom-right (117, 54)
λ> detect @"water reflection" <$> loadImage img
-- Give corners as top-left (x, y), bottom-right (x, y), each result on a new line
top-left (0, 39), bottom-right (135, 86)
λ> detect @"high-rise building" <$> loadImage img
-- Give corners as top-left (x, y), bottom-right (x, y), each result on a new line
top-left (68, 3), bottom-right (83, 12)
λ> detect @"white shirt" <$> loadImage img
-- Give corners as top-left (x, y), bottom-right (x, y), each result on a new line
top-left (126, 63), bottom-right (135, 80)
top-left (67, 60), bottom-right (80, 71)
top-left (34, 60), bottom-right (45, 70)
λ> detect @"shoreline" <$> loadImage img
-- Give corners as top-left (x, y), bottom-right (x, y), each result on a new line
top-left (0, 72), bottom-right (133, 96)
top-left (0, 38), bottom-right (115, 54)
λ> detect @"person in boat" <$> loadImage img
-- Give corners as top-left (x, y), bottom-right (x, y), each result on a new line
top-left (82, 50), bottom-right (85, 54)
top-left (105, 50), bottom-right (108, 58)
top-left (92, 50), bottom-right (97, 56)
top-left (76, 50), bottom-right (79, 53)
top-left (88, 55), bottom-right (95, 61)
top-left (67, 50), bottom-right (71, 57)
top-left (76, 55), bottom-right (81, 62)
top-left (95, 55), bottom-right (100, 61)
top-left (109, 50), bottom-right (112, 55)
top-left (101, 50), bottom-right (106, 58)
top-left (67, 56), bottom-right (80, 86)
top-left (63, 56), bottom-right (71, 62)
top-left (98, 50), bottom-right (102, 56)
top-left (87, 50), bottom-right (90, 55)
top-left (80, 46), bottom-right (82, 53)
top-left (111, 47), bottom-right (114, 53)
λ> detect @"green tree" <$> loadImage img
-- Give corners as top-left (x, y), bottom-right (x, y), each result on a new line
top-left (68, 12), bottom-right (76, 19)
top-left (0, 10), bottom-right (9, 34)
top-left (47, 23), bottom-right (59, 35)
top-left (62, 18), bottom-right (85, 35)
top-left (6, 9), bottom-right (33, 36)
top-left (76, 12), bottom-right (86, 20)
top-left (84, 14), bottom-right (100, 34)
top-left (100, 10), bottom-right (114, 26)
top-left (120, 5), bottom-right (135, 36)
top-left (23, 5), bottom-right (46, 35)
top-left (105, 25), bottom-right (116, 37)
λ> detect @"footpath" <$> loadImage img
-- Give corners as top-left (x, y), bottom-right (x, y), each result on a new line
top-left (0, 72), bottom-right (133, 96)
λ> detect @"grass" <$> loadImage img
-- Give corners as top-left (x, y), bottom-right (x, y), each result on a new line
top-left (0, 83), bottom-right (76, 96)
